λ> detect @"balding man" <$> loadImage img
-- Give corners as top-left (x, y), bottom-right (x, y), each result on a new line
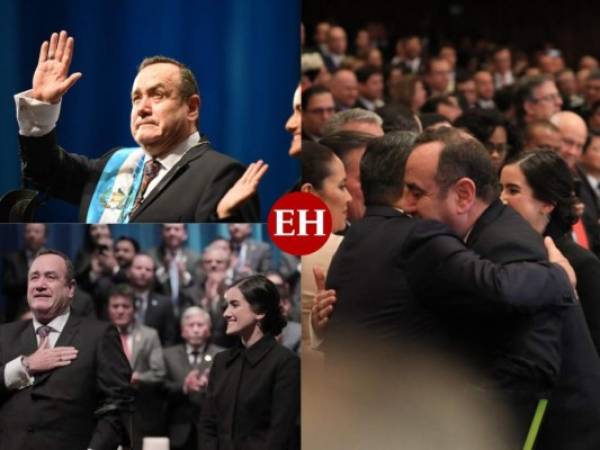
top-left (329, 69), bottom-right (359, 111)
top-left (550, 111), bottom-right (588, 170)
top-left (522, 120), bottom-right (562, 153)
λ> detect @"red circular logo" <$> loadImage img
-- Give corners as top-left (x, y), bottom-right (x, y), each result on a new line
top-left (267, 192), bottom-right (332, 255)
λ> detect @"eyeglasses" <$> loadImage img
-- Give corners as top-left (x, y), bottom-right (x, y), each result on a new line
top-left (305, 107), bottom-right (335, 115)
top-left (531, 93), bottom-right (561, 103)
top-left (484, 142), bottom-right (510, 155)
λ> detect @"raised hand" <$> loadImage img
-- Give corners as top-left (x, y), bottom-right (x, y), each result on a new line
top-left (32, 30), bottom-right (82, 103)
top-left (23, 336), bottom-right (78, 375)
top-left (217, 160), bottom-right (268, 219)
top-left (544, 236), bottom-right (577, 288)
top-left (311, 266), bottom-right (337, 333)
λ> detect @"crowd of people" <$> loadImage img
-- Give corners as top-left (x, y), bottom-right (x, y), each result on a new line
top-left (301, 20), bottom-right (600, 450)
top-left (0, 223), bottom-right (300, 450)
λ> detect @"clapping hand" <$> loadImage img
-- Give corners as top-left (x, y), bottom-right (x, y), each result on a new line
top-left (311, 266), bottom-right (336, 333)
top-left (32, 30), bottom-right (82, 103)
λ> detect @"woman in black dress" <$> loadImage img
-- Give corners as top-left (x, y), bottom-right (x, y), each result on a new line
top-left (200, 274), bottom-right (300, 450)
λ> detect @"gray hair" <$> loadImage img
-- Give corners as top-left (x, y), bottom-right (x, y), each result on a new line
top-left (180, 306), bottom-right (212, 328)
top-left (323, 108), bottom-right (383, 136)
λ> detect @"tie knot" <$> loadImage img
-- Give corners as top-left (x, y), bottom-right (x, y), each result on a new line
top-left (145, 159), bottom-right (161, 178)
top-left (37, 325), bottom-right (52, 339)
top-left (191, 350), bottom-right (200, 357)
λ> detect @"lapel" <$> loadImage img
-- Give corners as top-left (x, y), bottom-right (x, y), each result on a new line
top-left (34, 315), bottom-right (81, 386)
top-left (130, 325), bottom-right (144, 368)
top-left (129, 142), bottom-right (211, 220)
top-left (20, 320), bottom-right (38, 358)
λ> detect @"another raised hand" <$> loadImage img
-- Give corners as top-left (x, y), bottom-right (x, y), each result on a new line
top-left (32, 30), bottom-right (82, 103)
top-left (544, 236), bottom-right (577, 288)
top-left (217, 160), bottom-right (268, 219)
top-left (310, 266), bottom-right (337, 333)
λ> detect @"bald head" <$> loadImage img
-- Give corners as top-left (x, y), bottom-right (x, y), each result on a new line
top-left (330, 69), bottom-right (359, 109)
top-left (550, 111), bottom-right (588, 169)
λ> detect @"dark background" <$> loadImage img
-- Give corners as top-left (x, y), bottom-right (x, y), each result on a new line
top-left (303, 0), bottom-right (600, 67)
top-left (0, 0), bottom-right (300, 222)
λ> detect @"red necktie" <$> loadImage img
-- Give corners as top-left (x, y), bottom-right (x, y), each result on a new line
top-left (131, 159), bottom-right (161, 214)
top-left (572, 219), bottom-right (590, 250)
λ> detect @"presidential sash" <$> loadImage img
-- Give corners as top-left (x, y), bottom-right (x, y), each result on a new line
top-left (86, 147), bottom-right (146, 223)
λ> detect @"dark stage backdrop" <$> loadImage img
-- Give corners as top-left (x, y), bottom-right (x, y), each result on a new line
top-left (0, 0), bottom-right (300, 222)
top-left (0, 223), bottom-right (278, 312)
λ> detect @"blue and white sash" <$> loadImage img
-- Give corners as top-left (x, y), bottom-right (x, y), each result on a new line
top-left (86, 147), bottom-right (146, 223)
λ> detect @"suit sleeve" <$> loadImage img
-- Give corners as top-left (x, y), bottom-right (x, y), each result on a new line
top-left (573, 253), bottom-right (600, 353)
top-left (266, 352), bottom-right (300, 450)
top-left (19, 131), bottom-right (102, 205)
top-left (88, 324), bottom-right (134, 450)
top-left (402, 220), bottom-right (575, 311)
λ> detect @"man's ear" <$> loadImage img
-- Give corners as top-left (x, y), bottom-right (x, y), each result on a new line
top-left (523, 99), bottom-right (534, 117)
top-left (187, 94), bottom-right (201, 122)
top-left (301, 183), bottom-right (315, 193)
top-left (453, 177), bottom-right (476, 213)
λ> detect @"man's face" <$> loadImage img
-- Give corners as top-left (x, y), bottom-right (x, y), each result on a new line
top-left (202, 248), bottom-right (229, 274)
top-left (525, 81), bottom-right (562, 121)
top-left (314, 22), bottom-right (330, 45)
top-left (343, 147), bottom-right (366, 221)
top-left (581, 136), bottom-right (600, 173)
top-left (359, 73), bottom-right (384, 101)
top-left (439, 47), bottom-right (457, 69)
top-left (457, 80), bottom-right (477, 106)
top-left (474, 72), bottom-right (494, 100)
top-left (403, 142), bottom-right (463, 234)
top-left (24, 224), bottom-right (46, 252)
top-left (557, 71), bottom-right (577, 96)
top-left (327, 27), bottom-right (347, 55)
top-left (108, 295), bottom-right (135, 329)
top-left (524, 126), bottom-right (561, 152)
top-left (181, 313), bottom-right (211, 347)
top-left (426, 59), bottom-right (451, 93)
top-left (228, 223), bottom-right (252, 242)
top-left (585, 78), bottom-right (600, 106)
top-left (303, 92), bottom-right (335, 139)
top-left (557, 119), bottom-right (587, 170)
top-left (114, 240), bottom-right (137, 268)
top-left (494, 49), bottom-right (512, 73)
top-left (130, 63), bottom-right (198, 157)
top-left (27, 254), bottom-right (74, 323)
top-left (90, 225), bottom-right (111, 243)
top-left (404, 37), bottom-right (422, 59)
top-left (128, 255), bottom-right (155, 289)
top-left (330, 70), bottom-right (359, 108)
top-left (162, 223), bottom-right (187, 250)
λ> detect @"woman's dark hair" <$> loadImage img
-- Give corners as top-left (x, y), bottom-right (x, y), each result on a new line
top-left (454, 109), bottom-right (506, 144)
top-left (230, 274), bottom-right (286, 336)
top-left (300, 140), bottom-right (337, 191)
top-left (510, 150), bottom-right (578, 237)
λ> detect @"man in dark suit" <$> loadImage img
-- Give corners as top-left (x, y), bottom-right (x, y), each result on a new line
top-left (15, 30), bottom-right (259, 223)
top-left (2, 223), bottom-right (47, 322)
top-left (148, 224), bottom-right (200, 317)
top-left (576, 130), bottom-right (600, 257)
top-left (128, 253), bottom-right (176, 346)
top-left (228, 223), bottom-right (274, 275)
top-left (0, 249), bottom-right (133, 450)
top-left (163, 306), bottom-right (223, 450)
top-left (403, 127), bottom-right (600, 449)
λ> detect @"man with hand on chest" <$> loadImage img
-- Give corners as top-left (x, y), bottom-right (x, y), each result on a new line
top-left (0, 250), bottom-right (133, 450)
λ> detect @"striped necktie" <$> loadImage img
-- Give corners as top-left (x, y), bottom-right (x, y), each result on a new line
top-left (131, 159), bottom-right (161, 214)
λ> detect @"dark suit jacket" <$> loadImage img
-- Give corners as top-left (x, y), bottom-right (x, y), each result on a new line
top-left (0, 316), bottom-right (133, 450)
top-left (19, 131), bottom-right (259, 222)
top-left (199, 335), bottom-right (300, 450)
top-left (163, 343), bottom-right (223, 449)
top-left (138, 292), bottom-right (177, 346)
top-left (575, 164), bottom-right (600, 257)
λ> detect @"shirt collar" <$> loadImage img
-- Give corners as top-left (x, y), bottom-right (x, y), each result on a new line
top-left (143, 131), bottom-right (201, 172)
top-left (32, 308), bottom-right (70, 333)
